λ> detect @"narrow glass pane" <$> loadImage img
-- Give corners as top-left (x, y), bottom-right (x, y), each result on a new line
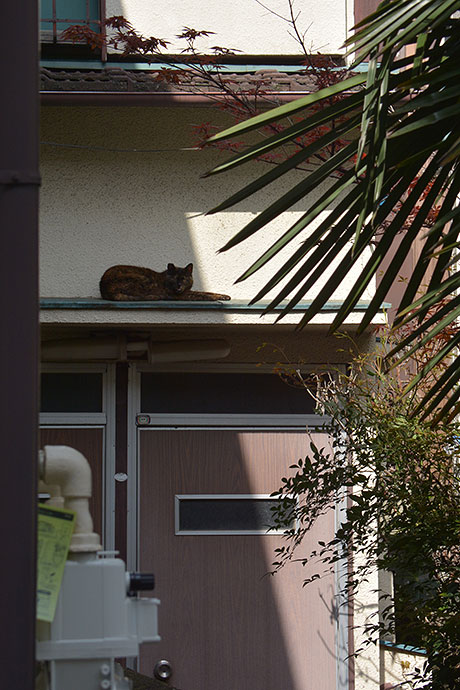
top-left (177, 497), bottom-right (295, 533)
top-left (141, 372), bottom-right (316, 414)
top-left (41, 373), bottom-right (103, 412)
top-left (40, 0), bottom-right (53, 20)
top-left (41, 0), bottom-right (100, 33)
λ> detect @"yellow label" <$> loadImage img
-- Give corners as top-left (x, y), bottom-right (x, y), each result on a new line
top-left (37, 505), bottom-right (75, 622)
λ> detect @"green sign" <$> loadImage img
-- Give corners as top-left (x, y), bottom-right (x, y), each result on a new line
top-left (37, 505), bottom-right (75, 622)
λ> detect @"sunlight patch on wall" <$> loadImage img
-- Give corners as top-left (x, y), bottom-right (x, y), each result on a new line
top-left (185, 210), bottom-right (376, 304)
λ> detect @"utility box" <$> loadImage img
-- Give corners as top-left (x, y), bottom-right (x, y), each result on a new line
top-left (36, 552), bottom-right (160, 690)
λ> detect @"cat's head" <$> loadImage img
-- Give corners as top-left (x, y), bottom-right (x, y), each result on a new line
top-left (164, 263), bottom-right (193, 295)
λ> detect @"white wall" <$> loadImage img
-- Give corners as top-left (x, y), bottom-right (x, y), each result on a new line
top-left (106, 0), bottom-right (353, 56)
top-left (40, 105), bottom-right (374, 319)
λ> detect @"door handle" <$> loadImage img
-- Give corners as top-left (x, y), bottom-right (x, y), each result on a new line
top-left (153, 659), bottom-right (173, 681)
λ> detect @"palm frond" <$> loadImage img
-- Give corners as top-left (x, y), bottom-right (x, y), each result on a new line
top-left (206, 0), bottom-right (460, 420)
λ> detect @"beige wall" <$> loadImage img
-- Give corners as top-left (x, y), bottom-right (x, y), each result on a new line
top-left (40, 105), bottom-right (376, 327)
top-left (382, 647), bottom-right (427, 688)
top-left (106, 0), bottom-right (354, 56)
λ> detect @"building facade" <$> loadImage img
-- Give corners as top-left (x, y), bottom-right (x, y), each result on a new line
top-left (38, 1), bottom-right (416, 688)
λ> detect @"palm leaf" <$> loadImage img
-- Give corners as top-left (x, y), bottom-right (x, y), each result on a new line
top-left (401, 331), bottom-right (460, 398)
top-left (388, 295), bottom-right (460, 360)
top-left (206, 73), bottom-right (368, 144)
top-left (355, 161), bottom-right (454, 333)
top-left (206, 0), bottom-right (460, 419)
top-left (262, 167), bottom-right (405, 313)
top-left (218, 141), bottom-right (357, 253)
top-left (394, 175), bottom-right (460, 321)
top-left (427, 364), bottom-right (460, 422)
top-left (238, 170), bottom-right (364, 286)
top-left (206, 114), bottom-right (362, 216)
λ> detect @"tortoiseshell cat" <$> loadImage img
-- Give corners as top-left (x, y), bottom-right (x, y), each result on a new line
top-left (100, 263), bottom-right (231, 301)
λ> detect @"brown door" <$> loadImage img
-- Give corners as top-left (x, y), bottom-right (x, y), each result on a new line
top-left (139, 429), bottom-right (336, 690)
top-left (39, 427), bottom-right (104, 538)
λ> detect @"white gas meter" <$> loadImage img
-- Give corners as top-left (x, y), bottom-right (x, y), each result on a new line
top-left (36, 446), bottom-right (160, 690)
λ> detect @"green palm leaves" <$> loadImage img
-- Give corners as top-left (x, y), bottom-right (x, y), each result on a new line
top-left (206, 0), bottom-right (460, 420)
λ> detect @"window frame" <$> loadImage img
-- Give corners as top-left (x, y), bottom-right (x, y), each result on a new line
top-left (135, 362), bottom-right (335, 429)
top-left (39, 362), bottom-right (116, 549)
top-left (40, 0), bottom-right (105, 50)
top-left (174, 493), bottom-right (298, 536)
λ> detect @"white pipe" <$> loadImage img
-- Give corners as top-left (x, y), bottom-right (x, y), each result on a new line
top-left (41, 445), bottom-right (102, 552)
top-left (38, 479), bottom-right (65, 508)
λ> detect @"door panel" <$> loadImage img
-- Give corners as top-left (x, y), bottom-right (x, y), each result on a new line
top-left (39, 428), bottom-right (104, 538)
top-left (139, 429), bottom-right (336, 690)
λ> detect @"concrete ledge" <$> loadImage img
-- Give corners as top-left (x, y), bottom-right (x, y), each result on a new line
top-left (40, 298), bottom-right (390, 312)
top-left (39, 299), bottom-right (390, 327)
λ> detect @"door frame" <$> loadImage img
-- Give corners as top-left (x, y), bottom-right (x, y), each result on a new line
top-left (127, 361), bottom-right (333, 567)
top-left (127, 361), bottom-right (350, 690)
top-left (39, 362), bottom-right (116, 548)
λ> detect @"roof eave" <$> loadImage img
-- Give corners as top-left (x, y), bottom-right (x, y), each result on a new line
top-left (40, 90), bottom-right (312, 106)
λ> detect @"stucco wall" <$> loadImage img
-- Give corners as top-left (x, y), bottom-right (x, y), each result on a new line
top-left (382, 647), bottom-right (428, 688)
top-left (106, 0), bottom-right (354, 57)
top-left (40, 105), bottom-right (375, 320)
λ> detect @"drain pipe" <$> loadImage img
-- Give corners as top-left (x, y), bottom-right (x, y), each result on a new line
top-left (39, 445), bottom-right (102, 552)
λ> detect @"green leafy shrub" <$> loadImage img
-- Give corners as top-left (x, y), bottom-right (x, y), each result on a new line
top-left (271, 334), bottom-right (460, 688)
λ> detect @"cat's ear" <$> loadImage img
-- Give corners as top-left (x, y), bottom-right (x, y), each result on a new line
top-left (167, 263), bottom-right (175, 273)
top-left (185, 263), bottom-right (193, 273)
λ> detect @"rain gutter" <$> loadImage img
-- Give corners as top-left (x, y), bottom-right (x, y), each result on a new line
top-left (40, 298), bottom-right (391, 312)
top-left (40, 90), bottom-right (314, 106)
top-left (40, 59), bottom-right (352, 73)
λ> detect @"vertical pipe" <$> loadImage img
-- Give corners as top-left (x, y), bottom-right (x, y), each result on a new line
top-left (0, 1), bottom-right (39, 689)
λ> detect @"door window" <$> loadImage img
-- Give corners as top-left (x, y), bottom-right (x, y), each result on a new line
top-left (175, 494), bottom-right (296, 535)
top-left (141, 372), bottom-right (316, 415)
top-left (41, 372), bottom-right (103, 412)
top-left (39, 365), bottom-right (113, 547)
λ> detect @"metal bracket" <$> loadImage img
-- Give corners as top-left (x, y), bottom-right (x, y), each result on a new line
top-left (0, 170), bottom-right (41, 186)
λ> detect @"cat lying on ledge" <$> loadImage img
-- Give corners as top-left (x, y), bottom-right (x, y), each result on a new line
top-left (100, 263), bottom-right (231, 301)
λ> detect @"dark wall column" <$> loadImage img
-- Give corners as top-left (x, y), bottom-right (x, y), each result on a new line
top-left (0, 1), bottom-right (40, 688)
